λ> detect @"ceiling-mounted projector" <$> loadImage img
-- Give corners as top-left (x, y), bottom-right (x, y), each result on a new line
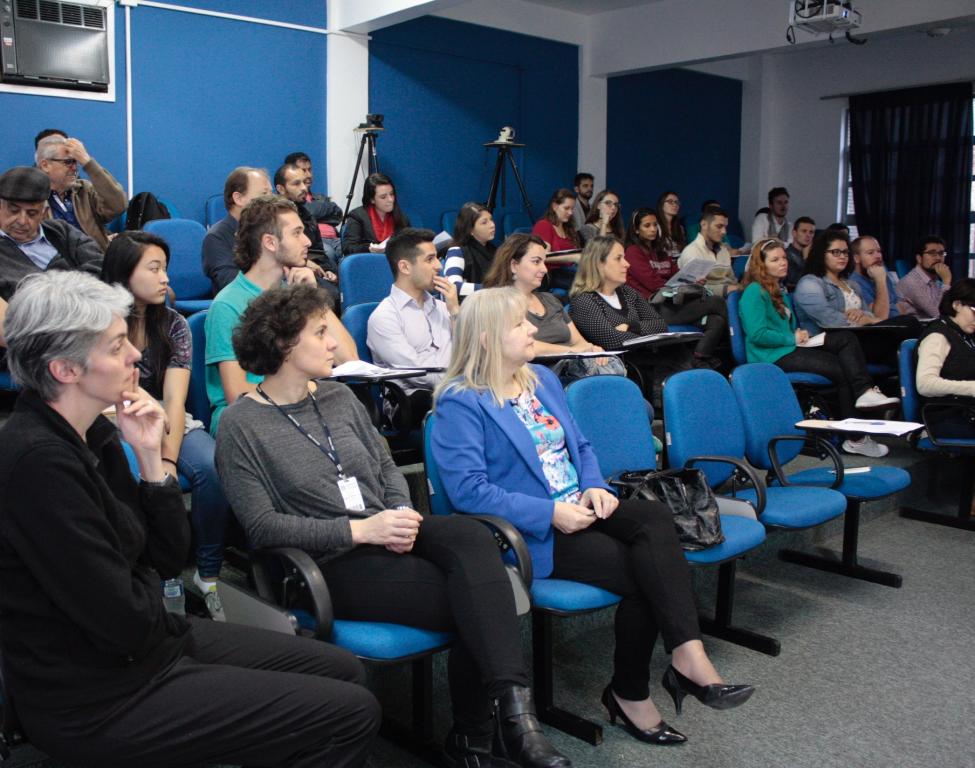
top-left (790, 1), bottom-right (861, 34)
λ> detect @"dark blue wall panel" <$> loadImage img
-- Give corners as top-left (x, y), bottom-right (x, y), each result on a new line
top-left (607, 69), bottom-right (742, 235)
top-left (0, 0), bottom-right (326, 224)
top-left (368, 17), bottom-right (578, 234)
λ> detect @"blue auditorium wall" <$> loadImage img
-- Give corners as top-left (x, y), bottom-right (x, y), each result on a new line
top-left (607, 68), bottom-right (743, 236)
top-left (368, 17), bottom-right (578, 235)
top-left (0, 0), bottom-right (326, 224)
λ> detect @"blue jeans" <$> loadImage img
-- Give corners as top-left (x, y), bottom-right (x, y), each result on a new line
top-left (178, 427), bottom-right (231, 578)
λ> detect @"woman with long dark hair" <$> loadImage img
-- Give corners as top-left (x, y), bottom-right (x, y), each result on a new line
top-left (101, 231), bottom-right (231, 616)
top-left (443, 202), bottom-right (497, 299)
top-left (342, 172), bottom-right (411, 255)
top-left (532, 188), bottom-right (581, 252)
top-left (579, 189), bottom-right (624, 246)
top-left (655, 190), bottom-right (686, 259)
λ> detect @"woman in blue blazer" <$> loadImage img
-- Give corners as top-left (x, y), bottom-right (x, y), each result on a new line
top-left (432, 288), bottom-right (753, 748)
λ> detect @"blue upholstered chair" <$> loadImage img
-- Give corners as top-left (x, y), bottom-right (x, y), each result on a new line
top-left (0, 371), bottom-right (19, 392)
top-left (897, 339), bottom-right (975, 531)
top-left (564, 375), bottom-right (777, 655)
top-left (503, 211), bottom-right (531, 239)
top-left (423, 414), bottom-right (614, 745)
top-left (664, 369), bottom-right (849, 576)
top-left (144, 218), bottom-right (212, 315)
top-left (341, 301), bottom-right (378, 363)
top-left (338, 252), bottom-right (393, 309)
top-left (730, 363), bottom-right (910, 587)
top-left (205, 194), bottom-right (226, 228)
top-left (440, 210), bottom-right (458, 233)
top-left (185, 310), bottom-right (212, 434)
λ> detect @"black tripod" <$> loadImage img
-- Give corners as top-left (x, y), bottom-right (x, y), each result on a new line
top-left (484, 141), bottom-right (534, 222)
top-left (342, 128), bottom-right (382, 225)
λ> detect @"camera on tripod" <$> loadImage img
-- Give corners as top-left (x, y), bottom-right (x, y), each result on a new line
top-left (496, 126), bottom-right (516, 144)
top-left (357, 114), bottom-right (385, 132)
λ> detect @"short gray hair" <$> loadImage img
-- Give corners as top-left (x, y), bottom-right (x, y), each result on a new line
top-left (5, 271), bottom-right (132, 401)
top-left (35, 135), bottom-right (67, 164)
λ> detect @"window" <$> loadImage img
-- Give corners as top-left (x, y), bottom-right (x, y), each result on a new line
top-left (839, 99), bottom-right (975, 275)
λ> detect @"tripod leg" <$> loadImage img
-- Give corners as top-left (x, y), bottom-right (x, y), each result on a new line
top-left (368, 134), bottom-right (380, 175)
top-left (506, 150), bottom-right (535, 222)
top-left (342, 134), bottom-right (370, 225)
top-left (485, 148), bottom-right (507, 212)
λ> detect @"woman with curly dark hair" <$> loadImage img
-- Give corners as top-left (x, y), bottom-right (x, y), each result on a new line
top-left (215, 283), bottom-right (571, 768)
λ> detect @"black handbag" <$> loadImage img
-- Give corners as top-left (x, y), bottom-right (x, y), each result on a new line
top-left (611, 468), bottom-right (724, 550)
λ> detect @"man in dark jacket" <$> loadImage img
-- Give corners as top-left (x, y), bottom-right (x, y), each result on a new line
top-left (0, 166), bottom-right (103, 346)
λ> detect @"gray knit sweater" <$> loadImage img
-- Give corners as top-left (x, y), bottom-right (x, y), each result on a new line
top-left (214, 381), bottom-right (412, 560)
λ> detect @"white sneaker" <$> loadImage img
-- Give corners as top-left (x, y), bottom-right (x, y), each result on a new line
top-left (193, 571), bottom-right (226, 622)
top-left (854, 387), bottom-right (899, 410)
top-left (842, 436), bottom-right (889, 458)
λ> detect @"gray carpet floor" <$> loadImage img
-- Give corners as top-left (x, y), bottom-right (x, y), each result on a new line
top-left (5, 438), bottom-right (975, 768)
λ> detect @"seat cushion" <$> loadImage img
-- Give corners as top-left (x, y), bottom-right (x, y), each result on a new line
top-left (174, 299), bottom-right (213, 315)
top-left (332, 620), bottom-right (454, 660)
top-left (786, 372), bottom-right (832, 386)
top-left (786, 465), bottom-right (911, 500)
top-left (684, 514), bottom-right (766, 565)
top-left (531, 578), bottom-right (620, 613)
top-left (736, 485), bottom-right (846, 529)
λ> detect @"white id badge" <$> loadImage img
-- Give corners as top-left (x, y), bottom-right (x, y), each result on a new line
top-left (337, 476), bottom-right (366, 512)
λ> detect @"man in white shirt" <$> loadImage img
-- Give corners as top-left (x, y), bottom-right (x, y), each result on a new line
top-left (367, 228), bottom-right (459, 428)
top-left (751, 187), bottom-right (791, 244)
top-left (679, 207), bottom-right (738, 297)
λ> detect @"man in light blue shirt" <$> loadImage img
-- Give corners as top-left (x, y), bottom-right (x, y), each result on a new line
top-left (849, 236), bottom-right (900, 319)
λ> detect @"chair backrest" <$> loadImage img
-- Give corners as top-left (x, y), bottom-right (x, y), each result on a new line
top-left (205, 194), bottom-right (227, 227)
top-left (898, 338), bottom-right (920, 421)
top-left (341, 301), bottom-right (378, 363)
top-left (440, 210), bottom-right (458, 233)
top-left (729, 362), bottom-right (804, 470)
top-left (503, 211), bottom-right (531, 239)
top-left (725, 290), bottom-right (747, 365)
top-left (732, 255), bottom-right (748, 281)
top-left (663, 369), bottom-right (744, 487)
top-left (423, 413), bottom-right (455, 517)
top-left (339, 252), bottom-right (393, 308)
top-left (564, 376), bottom-right (656, 477)
top-left (186, 310), bottom-right (212, 431)
top-left (144, 218), bottom-right (211, 301)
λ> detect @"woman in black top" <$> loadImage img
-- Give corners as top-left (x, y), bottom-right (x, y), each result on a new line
top-left (342, 172), bottom-right (411, 255)
top-left (0, 271), bottom-right (378, 768)
top-left (444, 201), bottom-right (497, 299)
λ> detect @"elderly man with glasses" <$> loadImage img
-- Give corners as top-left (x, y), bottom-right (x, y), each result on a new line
top-left (35, 133), bottom-right (126, 252)
top-left (897, 235), bottom-right (954, 319)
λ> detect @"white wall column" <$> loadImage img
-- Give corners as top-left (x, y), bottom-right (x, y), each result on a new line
top-left (326, 32), bottom-right (370, 205)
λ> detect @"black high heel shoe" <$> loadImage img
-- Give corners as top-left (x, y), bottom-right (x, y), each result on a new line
top-left (600, 685), bottom-right (687, 745)
top-left (661, 666), bottom-right (754, 715)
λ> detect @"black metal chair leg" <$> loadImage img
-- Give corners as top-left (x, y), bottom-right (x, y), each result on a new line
top-left (698, 560), bottom-right (780, 656)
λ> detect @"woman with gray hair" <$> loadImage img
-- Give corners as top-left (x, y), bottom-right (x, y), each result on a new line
top-left (0, 270), bottom-right (379, 768)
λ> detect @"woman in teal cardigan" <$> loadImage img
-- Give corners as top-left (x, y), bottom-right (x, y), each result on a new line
top-left (738, 239), bottom-right (898, 457)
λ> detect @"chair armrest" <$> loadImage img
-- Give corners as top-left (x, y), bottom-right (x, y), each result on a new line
top-left (684, 455), bottom-right (767, 515)
top-left (466, 514), bottom-right (534, 588)
top-left (251, 547), bottom-right (334, 640)
top-left (768, 434), bottom-right (844, 489)
top-left (716, 496), bottom-right (759, 521)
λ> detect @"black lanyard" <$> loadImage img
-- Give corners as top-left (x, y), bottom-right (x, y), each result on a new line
top-left (256, 386), bottom-right (347, 478)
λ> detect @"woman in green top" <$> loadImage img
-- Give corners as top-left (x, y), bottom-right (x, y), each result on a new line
top-left (738, 239), bottom-right (897, 457)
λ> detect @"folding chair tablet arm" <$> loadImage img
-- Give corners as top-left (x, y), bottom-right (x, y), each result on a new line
top-left (466, 513), bottom-right (534, 587)
top-left (683, 455), bottom-right (767, 515)
top-left (766, 434), bottom-right (845, 489)
top-left (921, 399), bottom-right (975, 452)
top-left (250, 547), bottom-right (334, 640)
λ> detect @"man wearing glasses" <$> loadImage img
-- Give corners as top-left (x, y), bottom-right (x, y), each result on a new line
top-left (897, 236), bottom-right (953, 319)
top-left (35, 133), bottom-right (126, 252)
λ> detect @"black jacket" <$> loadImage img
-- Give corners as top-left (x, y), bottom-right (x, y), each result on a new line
top-left (0, 219), bottom-right (103, 302)
top-left (0, 391), bottom-right (190, 711)
top-left (342, 206), bottom-right (410, 256)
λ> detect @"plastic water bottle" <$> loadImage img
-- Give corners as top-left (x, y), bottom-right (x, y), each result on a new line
top-left (162, 576), bottom-right (186, 617)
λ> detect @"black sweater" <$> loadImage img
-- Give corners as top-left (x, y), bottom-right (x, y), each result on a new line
top-left (0, 391), bottom-right (190, 711)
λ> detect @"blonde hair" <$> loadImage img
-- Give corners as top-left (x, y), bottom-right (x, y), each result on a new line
top-left (434, 287), bottom-right (538, 407)
top-left (569, 235), bottom-right (621, 297)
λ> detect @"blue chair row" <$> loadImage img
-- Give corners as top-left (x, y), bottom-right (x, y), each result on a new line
top-left (144, 218), bottom-right (213, 315)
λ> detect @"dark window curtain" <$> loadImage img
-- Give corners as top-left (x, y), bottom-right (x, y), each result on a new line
top-left (849, 82), bottom-right (972, 275)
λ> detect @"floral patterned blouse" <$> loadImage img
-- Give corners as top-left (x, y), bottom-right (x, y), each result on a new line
top-left (510, 391), bottom-right (582, 504)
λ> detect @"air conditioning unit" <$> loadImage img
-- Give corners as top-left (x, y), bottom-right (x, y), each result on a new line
top-left (1, 0), bottom-right (110, 92)
top-left (791, 1), bottom-right (861, 35)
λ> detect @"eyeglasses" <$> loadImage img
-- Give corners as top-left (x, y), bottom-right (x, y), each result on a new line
top-left (923, 250), bottom-right (947, 257)
top-left (48, 158), bottom-right (78, 167)
top-left (663, 198), bottom-right (680, 205)
top-left (825, 248), bottom-right (850, 257)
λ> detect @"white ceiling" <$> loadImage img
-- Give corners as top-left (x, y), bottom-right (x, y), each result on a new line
top-left (521, 0), bottom-right (661, 15)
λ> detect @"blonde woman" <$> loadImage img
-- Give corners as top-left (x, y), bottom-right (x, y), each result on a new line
top-left (432, 288), bottom-right (753, 749)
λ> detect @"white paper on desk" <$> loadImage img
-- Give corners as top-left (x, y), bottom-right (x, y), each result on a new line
top-left (665, 258), bottom-right (714, 287)
top-left (368, 238), bottom-right (389, 253)
top-left (533, 350), bottom-right (624, 360)
top-left (798, 332), bottom-right (826, 348)
top-left (795, 418), bottom-right (923, 436)
top-left (621, 331), bottom-right (703, 348)
top-left (330, 360), bottom-right (424, 378)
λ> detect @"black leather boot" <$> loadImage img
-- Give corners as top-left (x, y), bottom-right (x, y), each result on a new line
top-left (443, 725), bottom-right (518, 768)
top-left (493, 686), bottom-right (571, 768)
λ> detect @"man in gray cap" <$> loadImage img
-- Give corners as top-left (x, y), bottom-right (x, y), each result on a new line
top-left (0, 166), bottom-right (103, 346)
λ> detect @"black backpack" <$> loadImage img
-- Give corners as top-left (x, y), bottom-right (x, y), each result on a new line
top-left (126, 192), bottom-right (171, 230)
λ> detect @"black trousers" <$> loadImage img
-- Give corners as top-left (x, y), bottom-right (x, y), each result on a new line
top-left (775, 329), bottom-right (874, 418)
top-left (659, 295), bottom-right (729, 357)
top-left (19, 619), bottom-right (380, 768)
top-left (549, 499), bottom-right (701, 702)
top-left (322, 514), bottom-right (527, 731)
